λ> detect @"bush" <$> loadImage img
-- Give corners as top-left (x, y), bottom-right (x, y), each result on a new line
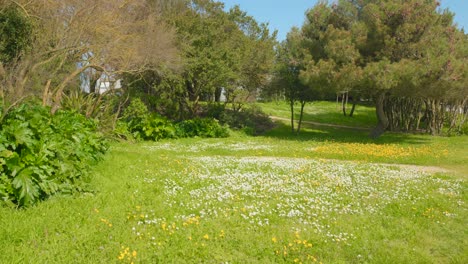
top-left (121, 100), bottom-right (229, 141)
top-left (62, 89), bottom-right (123, 134)
top-left (0, 104), bottom-right (108, 207)
top-left (122, 98), bottom-right (149, 122)
top-left (126, 114), bottom-right (176, 141)
top-left (175, 118), bottom-right (229, 138)
top-left (120, 98), bottom-right (175, 141)
top-left (204, 104), bottom-right (275, 135)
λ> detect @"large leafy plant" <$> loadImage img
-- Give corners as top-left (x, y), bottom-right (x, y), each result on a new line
top-left (121, 99), bottom-right (229, 141)
top-left (0, 104), bottom-right (108, 207)
top-left (175, 118), bottom-right (229, 138)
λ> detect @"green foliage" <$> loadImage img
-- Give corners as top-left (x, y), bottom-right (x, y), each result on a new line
top-left (62, 89), bottom-right (124, 134)
top-left (124, 114), bottom-right (229, 141)
top-left (122, 98), bottom-right (149, 122)
top-left (204, 104), bottom-right (275, 135)
top-left (273, 0), bottom-right (467, 136)
top-left (121, 99), bottom-right (173, 141)
top-left (0, 5), bottom-right (33, 63)
top-left (0, 104), bottom-right (108, 207)
top-left (126, 114), bottom-right (176, 141)
top-left (123, 1), bottom-right (277, 119)
top-left (175, 118), bottom-right (229, 138)
top-left (121, 99), bottom-right (229, 141)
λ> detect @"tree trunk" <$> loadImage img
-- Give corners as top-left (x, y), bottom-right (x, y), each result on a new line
top-left (342, 92), bottom-right (347, 116)
top-left (296, 100), bottom-right (306, 134)
top-left (349, 97), bottom-right (357, 117)
top-left (370, 91), bottom-right (389, 138)
top-left (290, 99), bottom-right (295, 133)
top-left (42, 79), bottom-right (51, 106)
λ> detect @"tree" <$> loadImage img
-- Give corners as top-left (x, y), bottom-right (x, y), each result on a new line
top-left (0, 3), bottom-right (32, 64)
top-left (271, 28), bottom-right (311, 134)
top-left (131, 0), bottom-right (276, 119)
top-left (0, 0), bottom-right (179, 114)
top-left (284, 0), bottom-right (467, 137)
top-left (227, 5), bottom-right (277, 108)
top-left (300, 1), bottom-right (367, 118)
top-left (355, 0), bottom-right (467, 136)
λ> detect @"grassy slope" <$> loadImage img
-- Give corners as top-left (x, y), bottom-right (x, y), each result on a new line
top-left (257, 101), bottom-right (377, 128)
top-left (1, 102), bottom-right (467, 263)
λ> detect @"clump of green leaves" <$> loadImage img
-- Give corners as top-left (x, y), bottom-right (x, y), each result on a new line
top-left (0, 5), bottom-right (33, 64)
top-left (0, 104), bottom-right (108, 207)
top-left (175, 118), bottom-right (229, 138)
top-left (127, 114), bottom-right (177, 141)
top-left (120, 99), bottom-right (229, 141)
top-left (121, 98), bottom-right (175, 141)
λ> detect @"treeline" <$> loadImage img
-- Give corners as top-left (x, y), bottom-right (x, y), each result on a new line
top-left (268, 0), bottom-right (467, 136)
top-left (2, 0), bottom-right (465, 138)
top-left (0, 0), bottom-right (276, 121)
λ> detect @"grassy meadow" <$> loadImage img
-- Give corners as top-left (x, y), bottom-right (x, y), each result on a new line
top-left (257, 101), bottom-right (377, 128)
top-left (1, 102), bottom-right (467, 263)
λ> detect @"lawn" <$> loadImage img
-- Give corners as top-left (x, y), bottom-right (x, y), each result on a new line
top-left (257, 101), bottom-right (377, 128)
top-left (1, 104), bottom-right (467, 263)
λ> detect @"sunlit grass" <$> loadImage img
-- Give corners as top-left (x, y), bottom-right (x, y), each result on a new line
top-left (1, 134), bottom-right (466, 263)
top-left (257, 101), bottom-right (377, 128)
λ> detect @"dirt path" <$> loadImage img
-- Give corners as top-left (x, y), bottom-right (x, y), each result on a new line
top-left (270, 116), bottom-right (371, 131)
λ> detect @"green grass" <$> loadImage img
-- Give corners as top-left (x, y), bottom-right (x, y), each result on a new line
top-left (1, 102), bottom-right (467, 263)
top-left (257, 101), bottom-right (377, 128)
top-left (264, 123), bottom-right (468, 174)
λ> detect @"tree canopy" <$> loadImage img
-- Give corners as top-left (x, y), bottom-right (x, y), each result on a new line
top-left (270, 0), bottom-right (467, 136)
top-left (0, 0), bottom-right (466, 136)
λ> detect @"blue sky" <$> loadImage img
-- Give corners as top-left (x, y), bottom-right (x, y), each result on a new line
top-left (220, 0), bottom-right (468, 41)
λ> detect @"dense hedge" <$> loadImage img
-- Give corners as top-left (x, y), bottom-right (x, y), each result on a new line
top-left (0, 104), bottom-right (108, 207)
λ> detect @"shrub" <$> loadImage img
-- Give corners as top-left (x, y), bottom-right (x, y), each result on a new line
top-left (122, 98), bottom-right (149, 122)
top-left (204, 104), bottom-right (275, 135)
top-left (120, 98), bottom-right (176, 141)
top-left (175, 118), bottom-right (229, 138)
top-left (121, 100), bottom-right (229, 141)
top-left (127, 114), bottom-right (176, 141)
top-left (0, 104), bottom-right (108, 207)
top-left (62, 89), bottom-right (123, 134)
top-left (203, 103), bottom-right (226, 120)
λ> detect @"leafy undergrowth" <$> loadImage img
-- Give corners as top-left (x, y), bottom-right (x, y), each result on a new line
top-left (0, 135), bottom-right (466, 263)
top-left (116, 98), bottom-right (230, 141)
top-left (0, 104), bottom-right (108, 207)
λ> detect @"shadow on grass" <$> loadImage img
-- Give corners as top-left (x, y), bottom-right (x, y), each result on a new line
top-left (263, 102), bottom-right (377, 128)
top-left (263, 122), bottom-right (432, 146)
top-left (297, 110), bottom-right (377, 128)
